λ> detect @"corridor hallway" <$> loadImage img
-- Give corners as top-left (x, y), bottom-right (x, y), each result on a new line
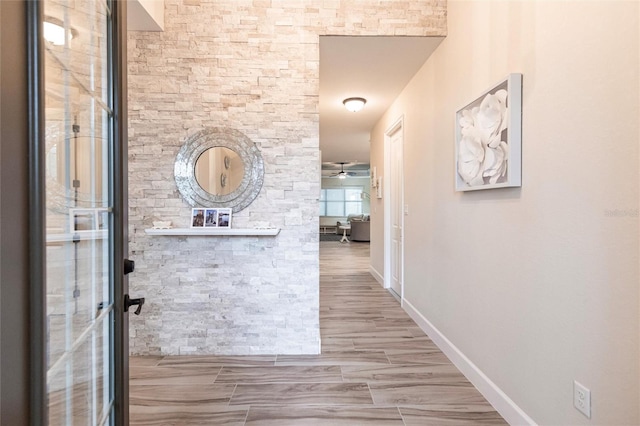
top-left (129, 241), bottom-right (506, 425)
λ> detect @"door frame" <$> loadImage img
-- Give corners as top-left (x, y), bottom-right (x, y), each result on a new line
top-left (383, 115), bottom-right (405, 303)
top-left (112, 0), bottom-right (130, 423)
top-left (0, 0), bottom-right (129, 423)
top-left (1, 1), bottom-right (44, 423)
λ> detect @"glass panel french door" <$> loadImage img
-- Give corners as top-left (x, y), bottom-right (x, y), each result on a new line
top-left (43, 0), bottom-right (116, 423)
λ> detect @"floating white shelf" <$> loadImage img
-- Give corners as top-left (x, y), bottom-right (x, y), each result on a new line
top-left (144, 228), bottom-right (280, 236)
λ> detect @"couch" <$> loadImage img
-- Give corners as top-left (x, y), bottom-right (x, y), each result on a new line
top-left (321, 214), bottom-right (371, 239)
top-left (349, 220), bottom-right (370, 242)
top-left (336, 214), bottom-right (370, 241)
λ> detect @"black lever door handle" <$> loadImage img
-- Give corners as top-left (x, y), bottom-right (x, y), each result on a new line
top-left (124, 259), bottom-right (135, 275)
top-left (124, 294), bottom-right (145, 315)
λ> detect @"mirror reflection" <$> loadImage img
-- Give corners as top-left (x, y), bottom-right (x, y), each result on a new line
top-left (195, 147), bottom-right (244, 196)
top-left (46, 137), bottom-right (106, 201)
top-left (45, 114), bottom-right (110, 214)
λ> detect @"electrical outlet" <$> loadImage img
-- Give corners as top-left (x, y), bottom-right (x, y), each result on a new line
top-left (574, 381), bottom-right (591, 418)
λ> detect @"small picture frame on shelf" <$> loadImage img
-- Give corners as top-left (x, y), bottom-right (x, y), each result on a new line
top-left (204, 209), bottom-right (218, 227)
top-left (191, 208), bottom-right (206, 228)
top-left (217, 208), bottom-right (232, 228)
top-left (69, 208), bottom-right (109, 232)
top-left (70, 208), bottom-right (97, 232)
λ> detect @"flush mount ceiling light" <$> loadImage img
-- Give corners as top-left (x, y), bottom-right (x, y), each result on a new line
top-left (343, 97), bottom-right (367, 113)
top-left (43, 17), bottom-right (77, 46)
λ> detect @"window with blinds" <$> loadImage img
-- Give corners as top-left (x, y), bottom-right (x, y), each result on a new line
top-left (319, 187), bottom-right (363, 216)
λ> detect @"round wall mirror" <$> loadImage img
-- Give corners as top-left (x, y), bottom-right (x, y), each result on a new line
top-left (194, 147), bottom-right (245, 196)
top-left (175, 128), bottom-right (264, 211)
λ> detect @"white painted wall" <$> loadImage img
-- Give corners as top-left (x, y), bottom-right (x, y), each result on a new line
top-left (370, 1), bottom-right (639, 424)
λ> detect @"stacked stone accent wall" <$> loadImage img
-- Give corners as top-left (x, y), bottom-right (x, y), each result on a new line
top-left (128, 0), bottom-right (446, 355)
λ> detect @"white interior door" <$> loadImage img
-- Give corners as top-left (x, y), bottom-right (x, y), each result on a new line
top-left (390, 128), bottom-right (404, 298)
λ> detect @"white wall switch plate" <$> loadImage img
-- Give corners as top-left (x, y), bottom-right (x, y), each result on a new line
top-left (574, 380), bottom-right (591, 418)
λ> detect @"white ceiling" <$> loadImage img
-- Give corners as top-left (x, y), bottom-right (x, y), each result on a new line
top-left (319, 36), bottom-right (444, 165)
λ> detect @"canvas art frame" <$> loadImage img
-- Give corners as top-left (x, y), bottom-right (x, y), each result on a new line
top-left (455, 73), bottom-right (522, 191)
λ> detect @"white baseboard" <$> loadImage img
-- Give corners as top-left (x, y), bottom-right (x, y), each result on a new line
top-left (403, 299), bottom-right (537, 426)
top-left (369, 265), bottom-right (384, 287)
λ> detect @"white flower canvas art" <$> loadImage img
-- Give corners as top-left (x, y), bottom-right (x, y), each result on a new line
top-left (455, 74), bottom-right (522, 191)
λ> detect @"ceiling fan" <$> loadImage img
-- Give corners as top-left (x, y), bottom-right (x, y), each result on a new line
top-left (329, 162), bottom-right (357, 179)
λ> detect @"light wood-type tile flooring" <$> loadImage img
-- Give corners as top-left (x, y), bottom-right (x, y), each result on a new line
top-left (130, 241), bottom-right (507, 425)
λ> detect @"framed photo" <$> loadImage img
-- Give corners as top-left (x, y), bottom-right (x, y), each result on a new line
top-left (217, 208), bottom-right (232, 228)
top-left (455, 73), bottom-right (522, 191)
top-left (204, 208), bottom-right (218, 227)
top-left (69, 208), bottom-right (109, 232)
top-left (191, 208), bottom-right (206, 228)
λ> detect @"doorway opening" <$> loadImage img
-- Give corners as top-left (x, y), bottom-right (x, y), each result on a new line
top-left (318, 36), bottom-right (442, 304)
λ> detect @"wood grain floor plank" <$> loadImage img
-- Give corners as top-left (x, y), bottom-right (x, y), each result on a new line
top-left (130, 383), bottom-right (236, 406)
top-left (323, 328), bottom-right (415, 339)
top-left (385, 349), bottom-right (452, 365)
top-left (130, 355), bottom-right (164, 368)
top-left (157, 355), bottom-right (276, 367)
top-left (341, 364), bottom-right (467, 383)
top-left (275, 350), bottom-right (390, 366)
top-left (245, 405), bottom-right (404, 425)
top-left (400, 406), bottom-right (509, 425)
top-left (320, 319), bottom-right (377, 329)
top-left (352, 336), bottom-right (439, 351)
top-left (369, 382), bottom-right (489, 406)
top-left (130, 366), bottom-right (221, 385)
top-left (407, 326), bottom-right (428, 337)
top-left (229, 383), bottom-right (374, 405)
top-left (215, 365), bottom-right (343, 384)
top-left (130, 405), bottom-right (249, 426)
top-left (373, 318), bottom-right (419, 328)
top-left (320, 337), bottom-right (355, 351)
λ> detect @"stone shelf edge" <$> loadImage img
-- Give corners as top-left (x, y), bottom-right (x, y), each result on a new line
top-left (144, 228), bottom-right (280, 236)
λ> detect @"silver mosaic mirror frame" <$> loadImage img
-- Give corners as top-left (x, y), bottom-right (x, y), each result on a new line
top-left (174, 128), bottom-right (264, 212)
